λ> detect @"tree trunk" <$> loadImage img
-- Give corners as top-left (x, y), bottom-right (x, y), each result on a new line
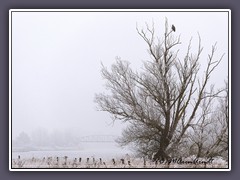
top-left (153, 148), bottom-right (169, 161)
top-left (153, 139), bottom-right (170, 161)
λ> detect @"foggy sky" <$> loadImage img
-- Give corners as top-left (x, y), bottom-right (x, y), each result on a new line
top-left (11, 10), bottom-right (229, 139)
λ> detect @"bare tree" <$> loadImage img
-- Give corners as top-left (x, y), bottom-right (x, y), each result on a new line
top-left (177, 81), bottom-right (228, 159)
top-left (95, 19), bottom-right (226, 160)
top-left (186, 81), bottom-right (228, 159)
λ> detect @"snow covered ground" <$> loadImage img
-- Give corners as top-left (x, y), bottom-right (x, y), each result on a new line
top-left (11, 142), bottom-right (228, 169)
top-left (11, 151), bottom-right (228, 169)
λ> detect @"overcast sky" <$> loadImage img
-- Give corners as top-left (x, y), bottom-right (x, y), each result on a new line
top-left (11, 10), bottom-right (229, 139)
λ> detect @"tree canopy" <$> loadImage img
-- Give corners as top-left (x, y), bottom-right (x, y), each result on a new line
top-left (95, 19), bottom-right (228, 161)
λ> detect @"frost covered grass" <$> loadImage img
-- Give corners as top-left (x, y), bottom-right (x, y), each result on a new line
top-left (12, 155), bottom-right (228, 169)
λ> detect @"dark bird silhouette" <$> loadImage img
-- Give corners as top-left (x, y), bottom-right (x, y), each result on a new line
top-left (172, 24), bottom-right (176, 32)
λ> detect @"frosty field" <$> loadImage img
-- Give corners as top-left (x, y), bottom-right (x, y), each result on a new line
top-left (12, 149), bottom-right (228, 169)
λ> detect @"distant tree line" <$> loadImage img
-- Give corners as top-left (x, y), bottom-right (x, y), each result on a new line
top-left (13, 129), bottom-right (81, 148)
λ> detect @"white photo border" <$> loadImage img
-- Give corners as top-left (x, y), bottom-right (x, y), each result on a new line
top-left (9, 9), bottom-right (231, 171)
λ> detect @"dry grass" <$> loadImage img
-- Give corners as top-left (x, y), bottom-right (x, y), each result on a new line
top-left (12, 156), bottom-right (228, 169)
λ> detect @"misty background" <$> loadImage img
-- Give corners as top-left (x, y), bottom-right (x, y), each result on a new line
top-left (11, 11), bottom-right (228, 151)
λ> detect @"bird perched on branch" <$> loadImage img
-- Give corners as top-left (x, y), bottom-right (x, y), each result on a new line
top-left (172, 24), bottom-right (176, 32)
